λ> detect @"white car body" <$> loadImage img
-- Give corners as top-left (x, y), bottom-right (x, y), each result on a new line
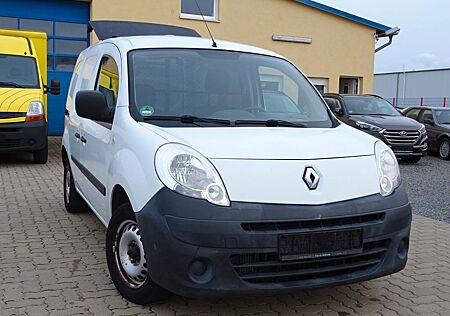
top-left (62, 31), bottom-right (411, 302)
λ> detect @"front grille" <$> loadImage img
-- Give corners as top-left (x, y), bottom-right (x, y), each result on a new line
top-left (0, 139), bottom-right (20, 148)
top-left (230, 239), bottom-right (390, 284)
top-left (382, 130), bottom-right (420, 145)
top-left (0, 112), bottom-right (26, 119)
top-left (241, 213), bottom-right (385, 233)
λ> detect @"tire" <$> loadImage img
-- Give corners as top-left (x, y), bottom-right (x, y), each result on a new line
top-left (402, 156), bottom-right (421, 163)
top-left (33, 146), bottom-right (48, 164)
top-left (106, 203), bottom-right (169, 305)
top-left (438, 138), bottom-right (450, 160)
top-left (63, 161), bottom-right (88, 213)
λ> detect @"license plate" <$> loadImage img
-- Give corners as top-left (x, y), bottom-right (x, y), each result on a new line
top-left (278, 229), bottom-right (363, 261)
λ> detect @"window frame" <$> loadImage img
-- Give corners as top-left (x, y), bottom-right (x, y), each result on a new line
top-left (180, 0), bottom-right (219, 22)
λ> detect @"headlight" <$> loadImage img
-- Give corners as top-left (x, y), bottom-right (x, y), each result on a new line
top-left (26, 101), bottom-right (45, 122)
top-left (419, 124), bottom-right (426, 134)
top-left (155, 143), bottom-right (230, 206)
top-left (355, 121), bottom-right (384, 132)
top-left (375, 141), bottom-right (401, 196)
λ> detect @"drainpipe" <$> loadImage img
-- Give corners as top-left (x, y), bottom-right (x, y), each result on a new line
top-left (375, 27), bottom-right (400, 53)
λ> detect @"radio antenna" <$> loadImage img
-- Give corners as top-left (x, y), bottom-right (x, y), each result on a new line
top-left (194, 0), bottom-right (217, 48)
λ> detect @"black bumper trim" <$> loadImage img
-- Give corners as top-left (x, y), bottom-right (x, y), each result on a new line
top-left (0, 121), bottom-right (47, 152)
top-left (135, 186), bottom-right (411, 298)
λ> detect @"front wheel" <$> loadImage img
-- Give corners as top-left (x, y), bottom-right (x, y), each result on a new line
top-left (33, 145), bottom-right (48, 164)
top-left (438, 138), bottom-right (450, 160)
top-left (106, 203), bottom-right (169, 305)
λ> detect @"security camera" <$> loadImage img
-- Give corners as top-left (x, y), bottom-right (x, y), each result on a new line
top-left (384, 27), bottom-right (400, 37)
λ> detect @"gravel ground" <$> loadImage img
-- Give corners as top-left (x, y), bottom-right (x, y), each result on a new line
top-left (399, 154), bottom-right (450, 223)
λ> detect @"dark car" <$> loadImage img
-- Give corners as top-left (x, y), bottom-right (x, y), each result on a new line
top-left (323, 94), bottom-right (428, 163)
top-left (403, 107), bottom-right (450, 160)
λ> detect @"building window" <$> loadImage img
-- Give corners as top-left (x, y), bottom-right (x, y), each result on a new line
top-left (309, 78), bottom-right (329, 94)
top-left (180, 0), bottom-right (218, 21)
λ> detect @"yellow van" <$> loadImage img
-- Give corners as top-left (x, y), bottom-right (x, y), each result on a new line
top-left (0, 29), bottom-right (60, 164)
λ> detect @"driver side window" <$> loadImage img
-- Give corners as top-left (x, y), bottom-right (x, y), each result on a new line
top-left (95, 56), bottom-right (120, 109)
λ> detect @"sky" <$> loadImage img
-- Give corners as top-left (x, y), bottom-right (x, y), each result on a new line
top-left (317, 0), bottom-right (450, 73)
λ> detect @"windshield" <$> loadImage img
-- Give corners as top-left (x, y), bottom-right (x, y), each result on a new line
top-left (129, 49), bottom-right (332, 127)
top-left (435, 110), bottom-right (450, 124)
top-left (0, 54), bottom-right (40, 88)
top-left (343, 96), bottom-right (400, 116)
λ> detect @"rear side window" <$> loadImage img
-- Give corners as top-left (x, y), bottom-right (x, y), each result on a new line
top-left (95, 56), bottom-right (119, 109)
top-left (405, 108), bottom-right (421, 120)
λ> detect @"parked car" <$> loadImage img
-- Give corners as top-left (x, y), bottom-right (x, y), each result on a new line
top-left (323, 94), bottom-right (428, 163)
top-left (62, 21), bottom-right (412, 305)
top-left (403, 107), bottom-right (450, 160)
top-left (0, 29), bottom-right (60, 163)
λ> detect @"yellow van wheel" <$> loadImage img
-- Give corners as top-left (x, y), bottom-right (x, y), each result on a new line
top-left (33, 145), bottom-right (48, 164)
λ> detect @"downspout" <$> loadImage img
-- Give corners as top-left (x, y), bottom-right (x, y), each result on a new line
top-left (375, 27), bottom-right (400, 53)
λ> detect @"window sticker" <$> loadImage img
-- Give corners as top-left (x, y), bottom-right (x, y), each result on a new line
top-left (140, 105), bottom-right (155, 116)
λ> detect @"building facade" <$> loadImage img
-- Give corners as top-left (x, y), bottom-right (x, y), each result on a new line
top-left (0, 0), bottom-right (391, 135)
top-left (374, 69), bottom-right (450, 108)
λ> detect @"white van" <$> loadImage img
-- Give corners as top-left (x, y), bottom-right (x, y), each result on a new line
top-left (62, 22), bottom-right (412, 305)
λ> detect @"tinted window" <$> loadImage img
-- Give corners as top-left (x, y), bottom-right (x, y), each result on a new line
top-left (96, 56), bottom-right (119, 109)
top-left (129, 49), bottom-right (332, 127)
top-left (343, 96), bottom-right (400, 116)
top-left (0, 16), bottom-right (18, 29)
top-left (20, 19), bottom-right (53, 35)
top-left (55, 39), bottom-right (86, 55)
top-left (0, 55), bottom-right (39, 88)
top-left (55, 22), bottom-right (87, 38)
top-left (181, 0), bottom-right (216, 18)
top-left (435, 110), bottom-right (450, 124)
top-left (405, 108), bottom-right (421, 120)
top-left (419, 110), bottom-right (434, 124)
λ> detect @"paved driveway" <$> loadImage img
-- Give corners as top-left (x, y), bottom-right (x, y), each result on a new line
top-left (1, 138), bottom-right (450, 315)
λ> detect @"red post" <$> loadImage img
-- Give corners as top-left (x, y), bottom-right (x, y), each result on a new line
top-left (444, 97), bottom-right (447, 108)
top-left (392, 98), bottom-right (396, 107)
top-left (420, 97), bottom-right (424, 106)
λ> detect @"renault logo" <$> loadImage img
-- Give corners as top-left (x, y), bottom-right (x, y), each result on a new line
top-left (399, 131), bottom-right (408, 136)
top-left (303, 167), bottom-right (320, 190)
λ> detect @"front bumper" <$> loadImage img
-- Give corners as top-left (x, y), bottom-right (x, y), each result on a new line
top-left (136, 185), bottom-right (412, 298)
top-left (0, 121), bottom-right (47, 152)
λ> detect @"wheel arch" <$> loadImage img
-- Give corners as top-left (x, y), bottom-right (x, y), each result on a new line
top-left (111, 184), bottom-right (132, 215)
top-left (61, 145), bottom-right (69, 165)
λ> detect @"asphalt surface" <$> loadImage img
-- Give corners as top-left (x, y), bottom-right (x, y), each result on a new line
top-left (399, 154), bottom-right (450, 223)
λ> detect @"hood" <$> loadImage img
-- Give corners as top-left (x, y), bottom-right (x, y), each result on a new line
top-left (0, 87), bottom-right (43, 123)
top-left (140, 123), bottom-right (377, 160)
top-left (349, 114), bottom-right (422, 130)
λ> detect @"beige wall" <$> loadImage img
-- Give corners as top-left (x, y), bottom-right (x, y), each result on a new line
top-left (91, 0), bottom-right (376, 93)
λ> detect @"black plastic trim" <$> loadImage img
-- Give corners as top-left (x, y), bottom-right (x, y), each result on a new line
top-left (71, 155), bottom-right (106, 196)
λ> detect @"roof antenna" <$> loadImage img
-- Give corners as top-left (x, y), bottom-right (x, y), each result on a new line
top-left (194, 0), bottom-right (217, 47)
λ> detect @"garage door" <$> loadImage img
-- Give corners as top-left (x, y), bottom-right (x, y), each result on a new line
top-left (0, 0), bottom-right (90, 135)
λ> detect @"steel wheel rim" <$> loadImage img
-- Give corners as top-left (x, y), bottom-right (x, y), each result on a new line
top-left (114, 220), bottom-right (148, 288)
top-left (440, 141), bottom-right (450, 158)
top-left (65, 168), bottom-right (71, 202)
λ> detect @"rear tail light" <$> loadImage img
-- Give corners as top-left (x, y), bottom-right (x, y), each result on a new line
top-left (26, 101), bottom-right (45, 122)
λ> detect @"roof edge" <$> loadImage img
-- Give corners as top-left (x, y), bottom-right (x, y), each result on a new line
top-left (295, 0), bottom-right (391, 33)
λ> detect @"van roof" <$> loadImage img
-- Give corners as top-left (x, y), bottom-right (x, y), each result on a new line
top-left (100, 35), bottom-right (282, 59)
top-left (0, 35), bottom-right (33, 56)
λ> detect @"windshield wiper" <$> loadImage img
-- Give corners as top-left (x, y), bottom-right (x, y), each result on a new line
top-left (0, 81), bottom-right (25, 88)
top-left (235, 119), bottom-right (306, 128)
top-left (143, 115), bottom-right (232, 126)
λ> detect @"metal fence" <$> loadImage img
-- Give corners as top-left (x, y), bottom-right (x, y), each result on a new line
top-left (389, 97), bottom-right (448, 108)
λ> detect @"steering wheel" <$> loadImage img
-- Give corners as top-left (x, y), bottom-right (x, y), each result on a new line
top-left (243, 106), bottom-right (266, 114)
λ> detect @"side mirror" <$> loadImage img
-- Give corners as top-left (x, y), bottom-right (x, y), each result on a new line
top-left (75, 90), bottom-right (113, 123)
top-left (50, 79), bottom-right (60, 95)
top-left (423, 118), bottom-right (435, 126)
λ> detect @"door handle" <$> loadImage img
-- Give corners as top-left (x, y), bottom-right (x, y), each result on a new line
top-left (80, 136), bottom-right (87, 144)
top-left (75, 132), bottom-right (80, 139)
